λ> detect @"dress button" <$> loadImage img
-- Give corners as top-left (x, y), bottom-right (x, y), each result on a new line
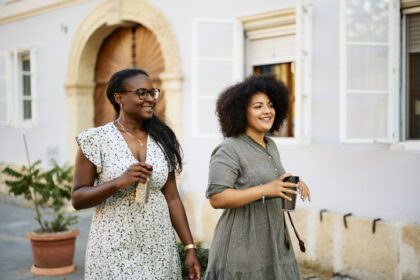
top-left (274, 168), bottom-right (278, 171)
top-left (268, 156), bottom-right (272, 159)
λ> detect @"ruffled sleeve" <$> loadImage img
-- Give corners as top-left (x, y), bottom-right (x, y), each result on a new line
top-left (75, 128), bottom-right (102, 173)
top-left (206, 141), bottom-right (240, 198)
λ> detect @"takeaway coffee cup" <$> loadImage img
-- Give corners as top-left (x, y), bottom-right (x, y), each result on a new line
top-left (282, 176), bottom-right (299, 211)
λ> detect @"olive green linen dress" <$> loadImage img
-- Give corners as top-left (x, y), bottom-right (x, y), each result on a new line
top-left (205, 135), bottom-right (300, 280)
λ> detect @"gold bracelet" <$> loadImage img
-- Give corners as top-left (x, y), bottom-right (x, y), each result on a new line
top-left (184, 244), bottom-right (196, 251)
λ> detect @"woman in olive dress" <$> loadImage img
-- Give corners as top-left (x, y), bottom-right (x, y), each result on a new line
top-left (205, 75), bottom-right (311, 280)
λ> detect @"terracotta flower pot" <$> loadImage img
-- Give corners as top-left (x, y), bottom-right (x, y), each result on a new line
top-left (27, 229), bottom-right (80, 276)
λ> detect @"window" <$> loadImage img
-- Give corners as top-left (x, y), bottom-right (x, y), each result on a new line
top-left (18, 52), bottom-right (33, 121)
top-left (0, 48), bottom-right (36, 126)
top-left (242, 1), bottom-right (312, 142)
top-left (340, 0), bottom-right (399, 143)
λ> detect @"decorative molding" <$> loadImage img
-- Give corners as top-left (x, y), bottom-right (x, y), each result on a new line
top-left (401, 0), bottom-right (420, 9)
top-left (0, 0), bottom-right (86, 25)
top-left (239, 8), bottom-right (295, 33)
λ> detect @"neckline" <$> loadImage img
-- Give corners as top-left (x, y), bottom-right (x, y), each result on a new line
top-left (112, 121), bottom-right (150, 163)
top-left (242, 134), bottom-right (268, 150)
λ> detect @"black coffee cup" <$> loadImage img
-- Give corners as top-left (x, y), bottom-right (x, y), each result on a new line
top-left (282, 176), bottom-right (299, 211)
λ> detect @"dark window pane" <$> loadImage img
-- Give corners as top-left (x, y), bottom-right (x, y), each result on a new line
top-left (23, 100), bottom-right (32, 120)
top-left (253, 63), bottom-right (295, 137)
top-left (409, 53), bottom-right (420, 139)
top-left (23, 75), bottom-right (31, 96)
top-left (22, 57), bottom-right (30, 71)
top-left (413, 54), bottom-right (420, 90)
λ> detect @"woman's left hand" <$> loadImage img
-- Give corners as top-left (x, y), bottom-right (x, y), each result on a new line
top-left (298, 181), bottom-right (311, 202)
top-left (185, 249), bottom-right (201, 280)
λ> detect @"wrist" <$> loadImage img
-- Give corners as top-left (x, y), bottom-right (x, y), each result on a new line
top-left (184, 243), bottom-right (196, 251)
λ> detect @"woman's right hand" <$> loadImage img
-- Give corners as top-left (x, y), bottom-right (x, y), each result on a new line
top-left (114, 163), bottom-right (153, 188)
top-left (263, 172), bottom-right (298, 201)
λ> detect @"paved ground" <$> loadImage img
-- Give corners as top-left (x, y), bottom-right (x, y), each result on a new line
top-left (0, 198), bottom-right (351, 280)
top-left (0, 199), bottom-right (92, 280)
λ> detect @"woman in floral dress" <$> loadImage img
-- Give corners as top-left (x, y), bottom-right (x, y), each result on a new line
top-left (72, 68), bottom-right (201, 280)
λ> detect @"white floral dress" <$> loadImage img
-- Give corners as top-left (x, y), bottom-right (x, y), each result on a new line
top-left (76, 122), bottom-right (182, 280)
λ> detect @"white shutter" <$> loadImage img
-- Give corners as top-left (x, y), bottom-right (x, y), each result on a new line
top-left (0, 51), bottom-right (12, 124)
top-left (250, 36), bottom-right (296, 66)
top-left (340, 0), bottom-right (399, 143)
top-left (296, 0), bottom-right (313, 143)
top-left (192, 19), bottom-right (244, 137)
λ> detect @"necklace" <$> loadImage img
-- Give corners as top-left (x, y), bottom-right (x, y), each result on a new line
top-left (116, 118), bottom-right (144, 147)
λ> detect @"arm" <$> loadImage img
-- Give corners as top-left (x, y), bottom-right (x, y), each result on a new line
top-left (72, 149), bottom-right (151, 210)
top-left (209, 173), bottom-right (299, 209)
top-left (161, 172), bottom-right (201, 280)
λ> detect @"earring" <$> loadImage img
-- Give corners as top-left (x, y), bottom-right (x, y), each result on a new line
top-left (120, 103), bottom-right (123, 110)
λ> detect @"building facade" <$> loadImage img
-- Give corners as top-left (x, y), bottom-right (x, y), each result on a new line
top-left (0, 0), bottom-right (419, 278)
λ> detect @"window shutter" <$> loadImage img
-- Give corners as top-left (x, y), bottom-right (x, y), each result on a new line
top-left (250, 36), bottom-right (296, 66)
top-left (296, 0), bottom-right (313, 143)
top-left (340, 0), bottom-right (399, 143)
top-left (192, 19), bottom-right (244, 137)
top-left (0, 51), bottom-right (11, 124)
top-left (408, 14), bottom-right (420, 53)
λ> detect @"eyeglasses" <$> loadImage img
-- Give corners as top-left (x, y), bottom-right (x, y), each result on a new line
top-left (121, 88), bottom-right (160, 100)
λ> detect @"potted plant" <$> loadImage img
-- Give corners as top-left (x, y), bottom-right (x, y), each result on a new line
top-left (2, 160), bottom-right (79, 276)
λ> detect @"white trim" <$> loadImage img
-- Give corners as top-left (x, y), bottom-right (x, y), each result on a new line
top-left (401, 14), bottom-right (408, 141)
top-left (339, 0), bottom-right (347, 143)
top-left (197, 57), bottom-right (234, 62)
top-left (0, 0), bottom-right (87, 25)
top-left (295, 0), bottom-right (303, 142)
top-left (347, 42), bottom-right (389, 46)
top-left (391, 140), bottom-right (420, 150)
top-left (347, 90), bottom-right (389, 95)
top-left (389, 0), bottom-right (400, 143)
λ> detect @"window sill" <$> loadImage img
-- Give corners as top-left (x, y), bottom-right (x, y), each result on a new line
top-left (391, 140), bottom-right (420, 150)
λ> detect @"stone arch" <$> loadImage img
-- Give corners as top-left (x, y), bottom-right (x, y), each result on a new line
top-left (66, 0), bottom-right (183, 159)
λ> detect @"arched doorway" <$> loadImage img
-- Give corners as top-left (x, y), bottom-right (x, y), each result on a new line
top-left (66, 0), bottom-right (183, 160)
top-left (94, 25), bottom-right (165, 126)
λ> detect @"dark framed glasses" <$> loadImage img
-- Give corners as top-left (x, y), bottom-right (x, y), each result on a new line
top-left (121, 88), bottom-right (160, 100)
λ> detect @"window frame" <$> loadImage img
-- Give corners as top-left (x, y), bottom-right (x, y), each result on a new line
top-left (13, 48), bottom-right (37, 127)
top-left (393, 6), bottom-right (420, 149)
top-left (241, 1), bottom-right (313, 145)
top-left (339, 0), bottom-right (400, 144)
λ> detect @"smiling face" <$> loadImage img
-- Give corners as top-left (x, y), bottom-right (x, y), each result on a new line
top-left (116, 74), bottom-right (157, 120)
top-left (246, 92), bottom-right (275, 135)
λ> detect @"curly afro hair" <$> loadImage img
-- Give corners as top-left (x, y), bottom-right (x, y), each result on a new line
top-left (216, 75), bottom-right (289, 137)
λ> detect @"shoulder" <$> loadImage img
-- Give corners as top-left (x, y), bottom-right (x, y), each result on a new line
top-left (76, 122), bottom-right (114, 143)
top-left (211, 137), bottom-right (242, 159)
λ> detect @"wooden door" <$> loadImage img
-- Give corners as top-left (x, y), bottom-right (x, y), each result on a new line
top-left (94, 25), bottom-right (165, 126)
